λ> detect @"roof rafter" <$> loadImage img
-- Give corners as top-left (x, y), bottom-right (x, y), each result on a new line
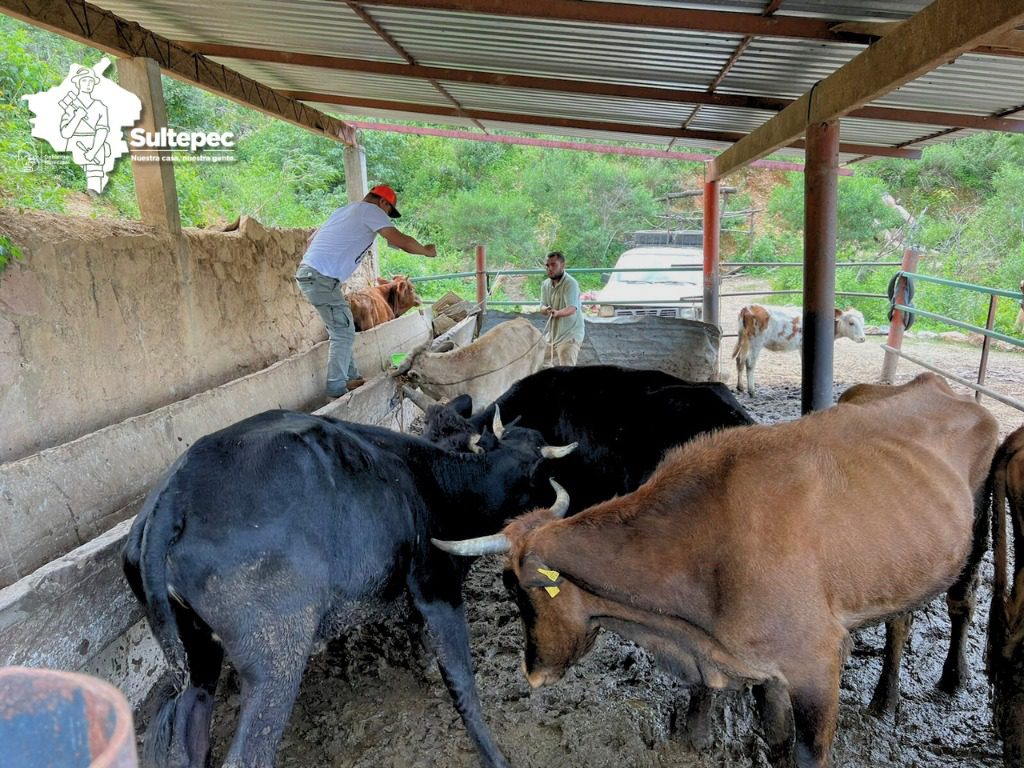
top-left (711, 0), bottom-right (1024, 180)
top-left (0, 0), bottom-right (356, 145)
top-left (283, 90), bottom-right (922, 159)
top-left (179, 42), bottom-right (1024, 134)
top-left (353, 0), bottom-right (1022, 58)
top-left (345, 0), bottom-right (488, 132)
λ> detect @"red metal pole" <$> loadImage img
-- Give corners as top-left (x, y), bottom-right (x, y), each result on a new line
top-left (880, 247), bottom-right (923, 383)
top-left (475, 244), bottom-right (487, 310)
top-left (802, 119), bottom-right (840, 414)
top-left (703, 178), bottom-right (720, 328)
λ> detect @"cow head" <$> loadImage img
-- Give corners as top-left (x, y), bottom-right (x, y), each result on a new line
top-left (386, 275), bottom-right (422, 318)
top-left (835, 307), bottom-right (866, 343)
top-left (433, 480), bottom-right (598, 688)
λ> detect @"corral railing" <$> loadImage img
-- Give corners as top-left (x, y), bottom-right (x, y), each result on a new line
top-left (884, 269), bottom-right (1024, 411)
top-left (408, 246), bottom-right (1024, 412)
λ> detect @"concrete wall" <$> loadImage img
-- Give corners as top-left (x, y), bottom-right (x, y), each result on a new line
top-left (0, 210), bottom-right (380, 463)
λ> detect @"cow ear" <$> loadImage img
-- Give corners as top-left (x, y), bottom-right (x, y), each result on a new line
top-left (520, 554), bottom-right (564, 589)
top-left (834, 308), bottom-right (843, 319)
top-left (448, 394), bottom-right (473, 418)
top-left (377, 277), bottom-right (389, 285)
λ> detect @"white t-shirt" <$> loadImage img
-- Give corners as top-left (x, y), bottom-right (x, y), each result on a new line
top-left (301, 201), bottom-right (393, 281)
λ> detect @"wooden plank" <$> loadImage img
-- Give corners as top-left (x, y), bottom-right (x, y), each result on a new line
top-left (711, 0), bottom-right (1024, 180)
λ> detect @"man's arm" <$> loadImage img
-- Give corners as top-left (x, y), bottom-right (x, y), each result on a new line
top-left (378, 226), bottom-right (436, 257)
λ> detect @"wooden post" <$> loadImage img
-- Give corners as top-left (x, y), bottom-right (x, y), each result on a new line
top-left (344, 144), bottom-right (376, 278)
top-left (976, 294), bottom-right (998, 402)
top-left (880, 247), bottom-right (923, 383)
top-left (115, 58), bottom-right (180, 235)
top-left (802, 120), bottom-right (839, 414)
top-left (702, 178), bottom-right (720, 329)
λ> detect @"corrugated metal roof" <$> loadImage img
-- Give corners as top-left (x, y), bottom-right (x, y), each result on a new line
top-left (83, 0), bottom-right (1024, 164)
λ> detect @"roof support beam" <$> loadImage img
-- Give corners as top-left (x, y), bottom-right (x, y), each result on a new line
top-left (0, 0), bottom-right (356, 146)
top-left (283, 90), bottom-right (922, 159)
top-left (181, 43), bottom-right (1024, 134)
top-left (354, 0), bottom-right (875, 44)
top-left (356, 0), bottom-right (1022, 58)
top-left (834, 20), bottom-right (1024, 57)
top-left (710, 0), bottom-right (1024, 181)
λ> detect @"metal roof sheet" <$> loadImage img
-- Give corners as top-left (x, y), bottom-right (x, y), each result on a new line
top-left (81, 0), bottom-right (1024, 164)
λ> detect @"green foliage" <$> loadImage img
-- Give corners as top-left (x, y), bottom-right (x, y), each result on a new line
top-left (0, 232), bottom-right (24, 273)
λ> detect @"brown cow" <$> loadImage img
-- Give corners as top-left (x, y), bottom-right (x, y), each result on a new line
top-left (989, 423), bottom-right (1024, 766)
top-left (349, 275), bottom-right (421, 331)
top-left (436, 373), bottom-right (998, 768)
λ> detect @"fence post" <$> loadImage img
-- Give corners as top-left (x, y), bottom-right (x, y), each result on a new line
top-left (976, 294), bottom-right (998, 402)
top-left (880, 247), bottom-right (923, 383)
top-left (475, 244), bottom-right (487, 333)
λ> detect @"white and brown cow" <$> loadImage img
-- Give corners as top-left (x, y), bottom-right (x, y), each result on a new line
top-left (732, 304), bottom-right (865, 395)
top-left (437, 373), bottom-right (998, 768)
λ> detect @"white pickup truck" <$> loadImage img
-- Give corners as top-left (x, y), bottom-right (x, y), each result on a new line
top-left (595, 245), bottom-right (704, 321)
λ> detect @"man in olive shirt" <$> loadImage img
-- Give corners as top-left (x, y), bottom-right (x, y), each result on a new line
top-left (540, 251), bottom-right (585, 366)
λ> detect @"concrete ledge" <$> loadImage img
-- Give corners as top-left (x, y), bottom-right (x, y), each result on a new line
top-left (0, 359), bottom-right (418, 708)
top-left (0, 343), bottom-right (331, 588)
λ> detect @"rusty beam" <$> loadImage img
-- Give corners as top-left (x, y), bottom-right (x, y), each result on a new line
top-left (711, 0), bottom-right (1024, 180)
top-left (182, 43), bottom-right (1024, 135)
top-left (356, 0), bottom-right (1022, 58)
top-left (354, 0), bottom-right (876, 43)
top-left (285, 90), bottom-right (922, 159)
top-left (345, 0), bottom-right (488, 132)
top-left (0, 0), bottom-right (356, 145)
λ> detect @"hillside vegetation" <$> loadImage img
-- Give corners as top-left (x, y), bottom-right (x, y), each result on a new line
top-left (2, 15), bottom-right (1022, 334)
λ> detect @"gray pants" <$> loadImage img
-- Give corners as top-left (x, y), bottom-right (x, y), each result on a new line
top-left (295, 264), bottom-right (359, 396)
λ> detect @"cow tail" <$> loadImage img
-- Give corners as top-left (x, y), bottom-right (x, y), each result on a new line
top-left (137, 471), bottom-right (190, 686)
top-left (988, 446), bottom-right (1009, 688)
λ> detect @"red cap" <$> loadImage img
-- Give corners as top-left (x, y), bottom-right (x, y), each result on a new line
top-left (370, 184), bottom-right (401, 218)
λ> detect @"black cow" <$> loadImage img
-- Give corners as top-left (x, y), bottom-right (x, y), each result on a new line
top-left (420, 365), bottom-right (756, 514)
top-left (122, 409), bottom-right (575, 768)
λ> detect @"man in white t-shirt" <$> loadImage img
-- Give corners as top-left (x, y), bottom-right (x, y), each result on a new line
top-left (295, 184), bottom-right (436, 397)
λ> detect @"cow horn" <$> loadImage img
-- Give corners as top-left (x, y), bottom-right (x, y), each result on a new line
top-left (402, 385), bottom-right (439, 412)
top-left (541, 441), bottom-right (578, 459)
top-left (548, 479), bottom-right (571, 518)
top-left (492, 404), bottom-right (505, 440)
top-left (432, 533), bottom-right (510, 557)
top-left (468, 434), bottom-right (484, 454)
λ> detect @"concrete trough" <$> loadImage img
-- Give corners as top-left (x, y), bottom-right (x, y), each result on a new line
top-left (0, 310), bottom-right (432, 709)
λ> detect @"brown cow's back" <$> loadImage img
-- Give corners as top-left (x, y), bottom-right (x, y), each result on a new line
top-left (536, 375), bottom-right (997, 638)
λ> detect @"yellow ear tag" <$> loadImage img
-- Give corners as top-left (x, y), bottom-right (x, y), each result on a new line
top-left (537, 568), bottom-right (560, 582)
top-left (544, 585), bottom-right (561, 598)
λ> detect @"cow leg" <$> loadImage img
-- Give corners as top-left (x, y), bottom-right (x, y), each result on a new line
top-left (746, 348), bottom-right (762, 396)
top-left (784, 632), bottom-right (845, 768)
top-left (220, 611), bottom-right (319, 768)
top-left (142, 603), bottom-right (224, 768)
top-left (684, 686), bottom-right (717, 750)
top-left (870, 613), bottom-right (913, 716)
top-left (409, 564), bottom-right (510, 768)
top-left (735, 355), bottom-right (746, 394)
top-left (755, 680), bottom-right (794, 764)
top-left (939, 487), bottom-right (990, 693)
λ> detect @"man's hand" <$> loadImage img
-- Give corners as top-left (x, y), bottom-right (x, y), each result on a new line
top-left (423, 244), bottom-right (437, 258)
top-left (542, 306), bottom-right (554, 317)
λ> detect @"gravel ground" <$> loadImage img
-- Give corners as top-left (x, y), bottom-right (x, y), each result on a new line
top-left (192, 278), bottom-right (1024, 767)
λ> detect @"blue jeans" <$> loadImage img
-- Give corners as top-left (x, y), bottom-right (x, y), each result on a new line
top-left (295, 264), bottom-right (359, 396)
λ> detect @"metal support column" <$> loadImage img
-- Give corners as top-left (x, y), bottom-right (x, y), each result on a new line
top-left (702, 178), bottom-right (721, 329)
top-left (802, 119), bottom-right (840, 413)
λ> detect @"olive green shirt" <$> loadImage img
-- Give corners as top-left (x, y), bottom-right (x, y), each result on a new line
top-left (541, 272), bottom-right (585, 345)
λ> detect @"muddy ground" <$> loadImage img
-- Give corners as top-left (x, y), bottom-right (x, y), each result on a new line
top-left (194, 281), bottom-right (1024, 768)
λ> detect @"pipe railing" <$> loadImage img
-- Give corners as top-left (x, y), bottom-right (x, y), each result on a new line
top-left (884, 270), bottom-right (1024, 410)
